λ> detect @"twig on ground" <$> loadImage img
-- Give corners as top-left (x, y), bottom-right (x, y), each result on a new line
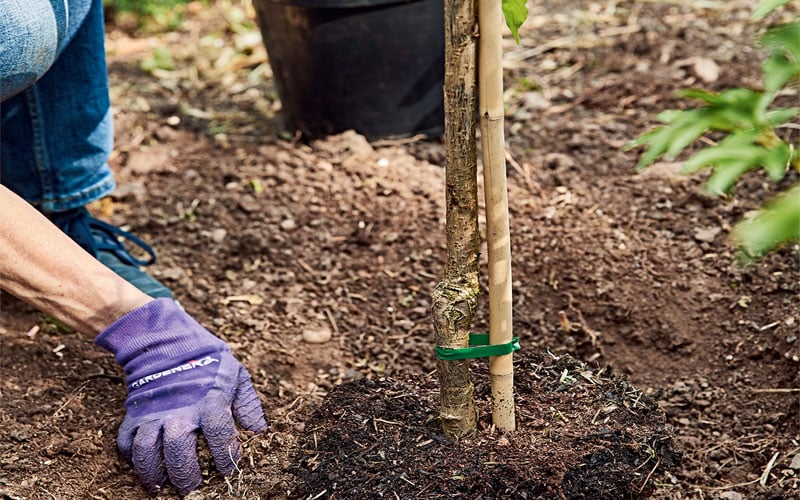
top-left (563, 292), bottom-right (604, 351)
top-left (505, 150), bottom-right (541, 193)
top-left (759, 452), bottom-right (780, 487)
top-left (309, 489), bottom-right (328, 500)
top-left (51, 381), bottom-right (90, 419)
top-left (638, 457), bottom-right (661, 493)
top-left (324, 307), bottom-right (340, 337)
top-left (506, 25), bottom-right (640, 62)
top-left (38, 488), bottom-right (57, 500)
top-left (371, 134), bottom-right (427, 147)
top-left (693, 478), bottom-right (760, 490)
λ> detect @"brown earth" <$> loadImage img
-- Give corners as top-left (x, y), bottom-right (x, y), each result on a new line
top-left (1, 1), bottom-right (799, 499)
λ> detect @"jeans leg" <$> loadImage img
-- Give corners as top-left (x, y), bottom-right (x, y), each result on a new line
top-left (0, 0), bottom-right (66, 100)
top-left (0, 0), bottom-right (115, 212)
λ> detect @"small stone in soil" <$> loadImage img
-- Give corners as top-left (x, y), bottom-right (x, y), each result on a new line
top-left (160, 267), bottom-right (185, 281)
top-left (693, 226), bottom-right (721, 243)
top-left (210, 228), bottom-right (227, 243)
top-left (302, 326), bottom-right (332, 344)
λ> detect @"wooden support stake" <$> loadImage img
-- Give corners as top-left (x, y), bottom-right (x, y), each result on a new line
top-left (478, 0), bottom-right (516, 431)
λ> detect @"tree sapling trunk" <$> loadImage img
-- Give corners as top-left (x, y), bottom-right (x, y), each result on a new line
top-left (432, 0), bottom-right (479, 439)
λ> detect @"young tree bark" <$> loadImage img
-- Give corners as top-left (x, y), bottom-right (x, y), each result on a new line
top-left (478, 0), bottom-right (516, 431)
top-left (432, 0), bottom-right (479, 439)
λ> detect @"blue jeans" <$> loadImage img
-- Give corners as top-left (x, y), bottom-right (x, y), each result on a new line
top-left (0, 0), bottom-right (115, 212)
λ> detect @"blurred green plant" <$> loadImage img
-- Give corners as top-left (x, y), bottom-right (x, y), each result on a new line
top-left (627, 0), bottom-right (800, 260)
top-left (139, 46), bottom-right (175, 73)
top-left (502, 0), bottom-right (528, 43)
top-left (104, 0), bottom-right (193, 31)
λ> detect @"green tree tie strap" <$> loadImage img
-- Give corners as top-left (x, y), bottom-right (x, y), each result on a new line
top-left (435, 333), bottom-right (521, 360)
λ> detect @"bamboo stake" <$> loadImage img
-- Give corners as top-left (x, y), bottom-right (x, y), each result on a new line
top-left (478, 0), bottom-right (516, 431)
top-left (432, 0), bottom-right (479, 439)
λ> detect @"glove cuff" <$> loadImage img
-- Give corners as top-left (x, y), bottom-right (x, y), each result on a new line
top-left (95, 298), bottom-right (228, 373)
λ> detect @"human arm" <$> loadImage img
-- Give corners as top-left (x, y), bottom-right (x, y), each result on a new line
top-left (0, 184), bottom-right (151, 333)
top-left (0, 185), bottom-right (267, 494)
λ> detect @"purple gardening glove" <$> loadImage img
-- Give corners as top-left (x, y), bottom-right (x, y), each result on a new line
top-left (95, 298), bottom-right (268, 495)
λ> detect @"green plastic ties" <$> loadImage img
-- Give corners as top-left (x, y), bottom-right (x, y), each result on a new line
top-left (435, 333), bottom-right (521, 360)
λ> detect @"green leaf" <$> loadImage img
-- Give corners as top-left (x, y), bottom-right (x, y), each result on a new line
top-left (654, 109), bottom-right (687, 123)
top-left (732, 183), bottom-right (800, 258)
top-left (677, 88), bottom-right (721, 103)
top-left (626, 123), bottom-right (688, 169)
top-left (762, 21), bottom-right (800, 62)
top-left (723, 128), bottom-right (763, 146)
top-left (750, 91), bottom-right (775, 124)
top-left (766, 107), bottom-right (800, 126)
top-left (752, 0), bottom-right (794, 20)
top-left (679, 130), bottom-right (790, 192)
top-left (626, 128), bottom-right (670, 169)
top-left (761, 22), bottom-right (800, 91)
top-left (502, 0), bottom-right (528, 44)
top-left (680, 146), bottom-right (764, 174)
top-left (761, 142), bottom-right (792, 180)
top-left (629, 81), bottom-right (789, 175)
top-left (715, 89), bottom-right (769, 128)
top-left (677, 88), bottom-right (768, 130)
top-left (627, 110), bottom-right (711, 169)
top-left (679, 130), bottom-right (761, 184)
top-left (704, 160), bottom-right (755, 195)
top-left (678, 87), bottom-right (756, 106)
top-left (663, 117), bottom-right (713, 159)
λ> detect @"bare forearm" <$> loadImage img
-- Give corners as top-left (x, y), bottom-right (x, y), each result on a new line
top-left (0, 185), bottom-right (151, 336)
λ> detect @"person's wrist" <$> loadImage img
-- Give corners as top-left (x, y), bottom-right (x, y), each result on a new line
top-left (88, 292), bottom-right (153, 336)
top-left (95, 298), bottom-right (227, 373)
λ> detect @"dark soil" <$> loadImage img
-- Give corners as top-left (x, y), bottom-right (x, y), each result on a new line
top-left (1, 1), bottom-right (798, 499)
top-left (291, 353), bottom-right (680, 499)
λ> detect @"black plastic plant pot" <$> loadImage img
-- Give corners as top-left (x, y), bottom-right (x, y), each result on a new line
top-left (253, 0), bottom-right (444, 140)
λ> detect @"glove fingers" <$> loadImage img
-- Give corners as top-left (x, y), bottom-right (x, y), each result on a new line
top-left (131, 420), bottom-right (167, 494)
top-left (117, 418), bottom-right (136, 462)
top-left (163, 419), bottom-right (202, 496)
top-left (234, 367), bottom-right (269, 433)
top-left (201, 406), bottom-right (241, 476)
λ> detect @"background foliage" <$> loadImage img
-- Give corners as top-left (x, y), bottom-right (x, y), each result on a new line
top-left (104, 0), bottom-right (196, 30)
top-left (628, 0), bottom-right (800, 259)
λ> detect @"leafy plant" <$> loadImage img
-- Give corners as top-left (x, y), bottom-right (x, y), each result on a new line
top-left (104, 0), bottom-right (194, 30)
top-left (627, 0), bottom-right (800, 259)
top-left (502, 0), bottom-right (528, 43)
top-left (139, 46), bottom-right (175, 73)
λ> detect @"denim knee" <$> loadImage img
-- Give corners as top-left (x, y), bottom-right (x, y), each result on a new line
top-left (0, 1), bottom-right (67, 101)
